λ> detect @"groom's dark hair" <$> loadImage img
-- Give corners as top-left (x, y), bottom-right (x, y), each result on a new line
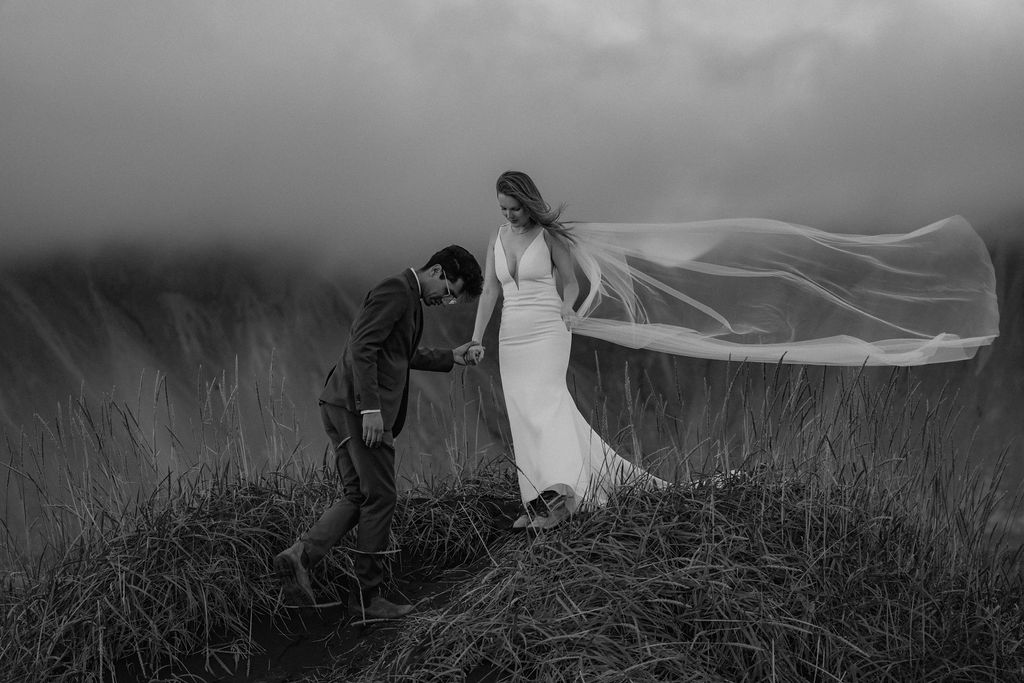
top-left (422, 245), bottom-right (484, 297)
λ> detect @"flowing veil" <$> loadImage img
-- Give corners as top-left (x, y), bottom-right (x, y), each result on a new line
top-left (567, 215), bottom-right (998, 366)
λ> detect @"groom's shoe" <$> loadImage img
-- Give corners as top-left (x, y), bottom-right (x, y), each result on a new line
top-left (274, 541), bottom-right (315, 605)
top-left (349, 594), bottom-right (414, 620)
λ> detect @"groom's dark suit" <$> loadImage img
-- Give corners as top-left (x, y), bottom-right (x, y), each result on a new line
top-left (302, 269), bottom-right (454, 599)
top-left (320, 269), bottom-right (453, 437)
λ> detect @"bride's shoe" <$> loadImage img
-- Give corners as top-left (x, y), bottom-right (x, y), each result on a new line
top-left (527, 493), bottom-right (570, 530)
top-left (526, 506), bottom-right (569, 530)
top-left (512, 490), bottom-right (560, 530)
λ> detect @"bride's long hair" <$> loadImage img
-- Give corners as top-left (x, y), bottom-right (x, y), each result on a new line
top-left (496, 171), bottom-right (576, 245)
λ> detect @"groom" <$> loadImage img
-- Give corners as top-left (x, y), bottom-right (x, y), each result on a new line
top-left (275, 245), bottom-right (483, 620)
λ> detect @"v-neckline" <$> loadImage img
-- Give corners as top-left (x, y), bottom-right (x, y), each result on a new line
top-left (499, 227), bottom-right (542, 288)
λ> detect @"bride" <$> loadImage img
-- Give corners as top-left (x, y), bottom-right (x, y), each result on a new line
top-left (468, 171), bottom-right (999, 531)
top-left (469, 171), bottom-right (665, 531)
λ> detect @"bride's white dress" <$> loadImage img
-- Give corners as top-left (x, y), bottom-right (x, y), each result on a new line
top-left (494, 227), bottom-right (662, 512)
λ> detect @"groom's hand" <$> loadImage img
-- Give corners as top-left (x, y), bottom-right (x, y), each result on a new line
top-left (362, 411), bottom-right (384, 447)
top-left (453, 341), bottom-right (477, 366)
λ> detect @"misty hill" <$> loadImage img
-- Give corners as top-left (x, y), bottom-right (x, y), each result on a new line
top-left (0, 234), bottom-right (1021, 491)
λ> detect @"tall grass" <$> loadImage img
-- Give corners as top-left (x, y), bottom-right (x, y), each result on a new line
top-left (0, 361), bottom-right (324, 681)
top-left (0, 361), bottom-right (1021, 682)
top-left (342, 364), bottom-right (1024, 682)
top-left (349, 476), bottom-right (1023, 682)
top-left (0, 358), bottom-right (511, 682)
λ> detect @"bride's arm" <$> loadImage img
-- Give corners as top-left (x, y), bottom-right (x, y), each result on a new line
top-left (546, 231), bottom-right (579, 327)
top-left (471, 231), bottom-right (501, 346)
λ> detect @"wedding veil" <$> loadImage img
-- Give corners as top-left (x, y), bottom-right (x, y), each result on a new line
top-left (567, 215), bottom-right (998, 366)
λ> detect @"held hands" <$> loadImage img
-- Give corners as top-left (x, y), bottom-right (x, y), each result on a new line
top-left (453, 340), bottom-right (484, 366)
top-left (466, 342), bottom-right (485, 365)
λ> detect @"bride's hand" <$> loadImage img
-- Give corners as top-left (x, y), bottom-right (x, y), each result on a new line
top-left (467, 343), bottom-right (485, 365)
top-left (453, 341), bottom-right (476, 366)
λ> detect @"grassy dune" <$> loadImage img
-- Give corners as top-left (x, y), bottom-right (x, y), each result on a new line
top-left (1, 365), bottom-right (1023, 682)
top-left (349, 474), bottom-right (1023, 682)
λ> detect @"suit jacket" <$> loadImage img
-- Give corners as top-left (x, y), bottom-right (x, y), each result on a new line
top-left (320, 269), bottom-right (454, 438)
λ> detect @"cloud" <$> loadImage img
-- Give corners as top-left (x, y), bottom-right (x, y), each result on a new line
top-left (0, 0), bottom-right (1022, 270)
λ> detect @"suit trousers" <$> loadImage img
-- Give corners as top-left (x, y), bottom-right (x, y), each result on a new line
top-left (300, 402), bottom-right (397, 598)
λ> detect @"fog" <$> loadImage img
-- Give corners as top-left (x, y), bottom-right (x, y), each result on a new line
top-left (2, 1), bottom-right (1023, 272)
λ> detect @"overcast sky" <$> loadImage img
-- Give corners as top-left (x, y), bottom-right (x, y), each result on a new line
top-left (1, 0), bottom-right (1022, 270)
